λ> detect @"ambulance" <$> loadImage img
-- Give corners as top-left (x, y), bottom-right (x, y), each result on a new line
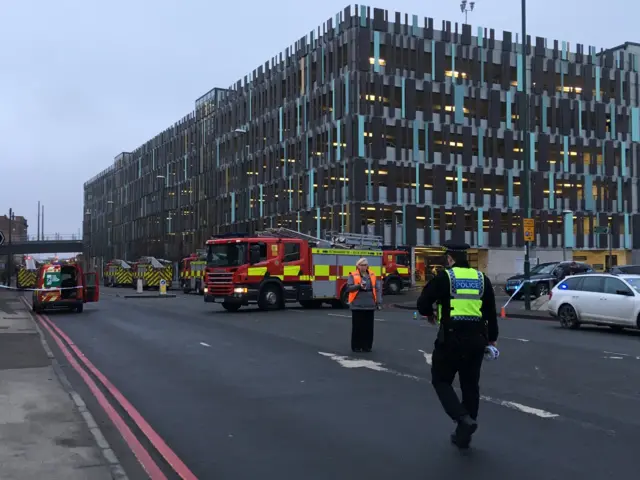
top-left (31, 261), bottom-right (99, 313)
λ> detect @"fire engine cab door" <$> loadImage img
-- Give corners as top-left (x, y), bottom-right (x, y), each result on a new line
top-left (83, 272), bottom-right (100, 303)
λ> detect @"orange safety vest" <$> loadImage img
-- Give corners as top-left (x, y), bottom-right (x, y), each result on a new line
top-left (348, 271), bottom-right (377, 304)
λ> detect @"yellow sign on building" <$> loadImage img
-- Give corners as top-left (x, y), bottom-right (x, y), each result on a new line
top-left (523, 218), bottom-right (535, 242)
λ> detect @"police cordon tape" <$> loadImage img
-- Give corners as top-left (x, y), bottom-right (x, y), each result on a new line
top-left (500, 277), bottom-right (554, 317)
top-left (0, 284), bottom-right (83, 292)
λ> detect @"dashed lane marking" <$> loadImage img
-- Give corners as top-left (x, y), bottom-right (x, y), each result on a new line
top-left (418, 349), bottom-right (432, 366)
top-left (502, 337), bottom-right (530, 343)
top-left (318, 351), bottom-right (560, 420)
top-left (200, 342), bottom-right (211, 347)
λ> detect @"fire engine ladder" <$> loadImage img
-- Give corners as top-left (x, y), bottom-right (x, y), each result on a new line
top-left (257, 227), bottom-right (383, 250)
top-left (256, 227), bottom-right (336, 248)
top-left (326, 231), bottom-right (383, 250)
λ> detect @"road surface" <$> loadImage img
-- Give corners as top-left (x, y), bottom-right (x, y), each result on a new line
top-left (28, 289), bottom-right (640, 479)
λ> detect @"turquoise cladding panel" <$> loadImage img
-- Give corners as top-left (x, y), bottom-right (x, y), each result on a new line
top-left (477, 208), bottom-right (484, 247)
top-left (309, 170), bottom-right (315, 207)
top-left (288, 178), bottom-right (292, 211)
top-left (413, 122), bottom-right (419, 161)
top-left (249, 90), bottom-right (252, 121)
top-left (506, 92), bottom-right (512, 129)
top-left (216, 139), bottom-right (220, 167)
top-left (595, 67), bottom-right (601, 101)
top-left (316, 207), bottom-right (321, 235)
top-left (563, 136), bottom-right (569, 172)
top-left (577, 100), bottom-right (582, 132)
top-left (507, 170), bottom-right (514, 208)
top-left (548, 172), bottom-right (555, 209)
top-left (529, 132), bottom-right (535, 169)
top-left (412, 15), bottom-right (418, 36)
top-left (477, 127), bottom-right (485, 167)
top-left (517, 54), bottom-right (523, 92)
top-left (231, 192), bottom-right (236, 223)
top-left (624, 214), bottom-right (631, 248)
top-left (259, 185), bottom-right (264, 217)
top-left (584, 175), bottom-right (594, 211)
top-left (451, 43), bottom-right (456, 74)
top-left (279, 107), bottom-right (283, 142)
top-left (617, 178), bottom-right (623, 212)
top-left (367, 159), bottom-right (372, 201)
top-left (563, 211), bottom-right (574, 248)
top-left (632, 107), bottom-right (640, 142)
top-left (454, 85), bottom-right (464, 124)
top-left (621, 144), bottom-right (627, 176)
top-left (359, 5), bottom-right (367, 26)
top-left (284, 144), bottom-right (288, 176)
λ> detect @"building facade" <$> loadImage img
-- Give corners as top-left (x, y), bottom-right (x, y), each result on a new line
top-left (0, 214), bottom-right (28, 241)
top-left (83, 4), bottom-right (640, 278)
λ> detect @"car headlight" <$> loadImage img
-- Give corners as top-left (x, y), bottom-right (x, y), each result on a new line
top-left (233, 287), bottom-right (248, 294)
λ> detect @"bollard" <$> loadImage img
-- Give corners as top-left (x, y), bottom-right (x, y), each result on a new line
top-left (137, 279), bottom-right (143, 294)
top-left (159, 279), bottom-right (167, 295)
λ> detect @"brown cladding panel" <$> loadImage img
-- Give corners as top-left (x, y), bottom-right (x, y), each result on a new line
top-left (405, 204), bottom-right (417, 246)
top-left (438, 206), bottom-right (447, 244)
top-left (488, 208), bottom-right (501, 247)
top-left (453, 207), bottom-right (465, 243)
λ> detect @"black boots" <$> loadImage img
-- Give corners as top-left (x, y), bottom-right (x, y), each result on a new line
top-left (450, 415), bottom-right (478, 449)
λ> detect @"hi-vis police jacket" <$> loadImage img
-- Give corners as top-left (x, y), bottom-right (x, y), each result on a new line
top-left (416, 264), bottom-right (499, 343)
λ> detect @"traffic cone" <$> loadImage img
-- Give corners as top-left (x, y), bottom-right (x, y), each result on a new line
top-left (500, 306), bottom-right (506, 318)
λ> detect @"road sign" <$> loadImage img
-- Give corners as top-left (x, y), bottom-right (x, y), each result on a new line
top-left (523, 218), bottom-right (535, 242)
top-left (594, 226), bottom-right (609, 234)
top-left (0, 231), bottom-right (4, 246)
top-left (159, 279), bottom-right (167, 295)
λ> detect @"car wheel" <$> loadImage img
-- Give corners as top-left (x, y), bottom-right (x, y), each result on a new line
top-left (558, 304), bottom-right (579, 329)
top-left (535, 283), bottom-right (550, 298)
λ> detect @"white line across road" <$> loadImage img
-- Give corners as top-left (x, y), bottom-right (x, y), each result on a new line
top-left (318, 351), bottom-right (560, 420)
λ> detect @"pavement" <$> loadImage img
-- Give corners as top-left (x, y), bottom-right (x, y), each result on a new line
top-left (14, 286), bottom-right (640, 479)
top-left (0, 290), bottom-right (123, 480)
top-left (392, 288), bottom-right (552, 320)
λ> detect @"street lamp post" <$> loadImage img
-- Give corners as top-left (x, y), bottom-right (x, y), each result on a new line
top-left (460, 0), bottom-right (475, 24)
top-left (521, 0), bottom-right (532, 311)
top-left (393, 210), bottom-right (403, 249)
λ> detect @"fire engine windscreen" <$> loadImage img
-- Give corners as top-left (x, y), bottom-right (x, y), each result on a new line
top-left (206, 243), bottom-right (247, 267)
top-left (396, 254), bottom-right (410, 266)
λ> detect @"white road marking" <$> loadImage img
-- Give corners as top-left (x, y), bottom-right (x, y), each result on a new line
top-left (503, 337), bottom-right (530, 343)
top-left (327, 313), bottom-right (385, 322)
top-left (319, 352), bottom-right (560, 420)
top-left (604, 356), bottom-right (624, 360)
top-left (318, 352), bottom-right (420, 380)
top-left (200, 342), bottom-right (211, 347)
top-left (418, 349), bottom-right (432, 365)
top-left (604, 351), bottom-right (631, 357)
top-left (481, 397), bottom-right (559, 418)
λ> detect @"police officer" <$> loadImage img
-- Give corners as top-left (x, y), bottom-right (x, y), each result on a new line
top-left (417, 242), bottom-right (498, 449)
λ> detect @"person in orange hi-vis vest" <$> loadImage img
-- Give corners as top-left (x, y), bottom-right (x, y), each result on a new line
top-left (346, 257), bottom-right (383, 353)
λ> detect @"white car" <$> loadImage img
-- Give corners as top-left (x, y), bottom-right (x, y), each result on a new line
top-left (548, 273), bottom-right (640, 331)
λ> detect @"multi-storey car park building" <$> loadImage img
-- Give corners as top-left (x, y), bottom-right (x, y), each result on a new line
top-left (84, 4), bottom-right (640, 281)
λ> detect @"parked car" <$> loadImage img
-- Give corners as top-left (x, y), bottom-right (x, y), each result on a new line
top-left (504, 261), bottom-right (593, 299)
top-left (548, 273), bottom-right (640, 331)
top-left (609, 265), bottom-right (640, 274)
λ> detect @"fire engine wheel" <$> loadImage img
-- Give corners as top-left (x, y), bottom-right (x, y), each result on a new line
top-left (221, 303), bottom-right (241, 312)
top-left (331, 287), bottom-right (350, 309)
top-left (258, 284), bottom-right (283, 311)
top-left (386, 278), bottom-right (402, 295)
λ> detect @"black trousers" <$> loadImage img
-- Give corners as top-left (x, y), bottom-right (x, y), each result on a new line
top-left (431, 338), bottom-right (485, 421)
top-left (351, 309), bottom-right (375, 351)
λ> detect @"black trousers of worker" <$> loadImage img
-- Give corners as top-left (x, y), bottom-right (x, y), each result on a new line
top-left (351, 309), bottom-right (375, 351)
top-left (431, 337), bottom-right (485, 421)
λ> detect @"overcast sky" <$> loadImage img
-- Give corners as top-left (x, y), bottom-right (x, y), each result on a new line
top-left (1, 0), bottom-right (638, 240)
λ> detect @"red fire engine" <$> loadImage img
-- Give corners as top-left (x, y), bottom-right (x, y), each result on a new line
top-left (382, 247), bottom-right (412, 294)
top-left (180, 251), bottom-right (207, 294)
top-left (203, 229), bottom-right (384, 312)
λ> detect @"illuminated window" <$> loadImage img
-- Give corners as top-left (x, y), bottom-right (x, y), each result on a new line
top-left (445, 70), bottom-right (467, 79)
top-left (369, 57), bottom-right (386, 66)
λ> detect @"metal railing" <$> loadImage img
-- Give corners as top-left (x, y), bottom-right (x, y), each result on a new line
top-left (5, 234), bottom-right (83, 243)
